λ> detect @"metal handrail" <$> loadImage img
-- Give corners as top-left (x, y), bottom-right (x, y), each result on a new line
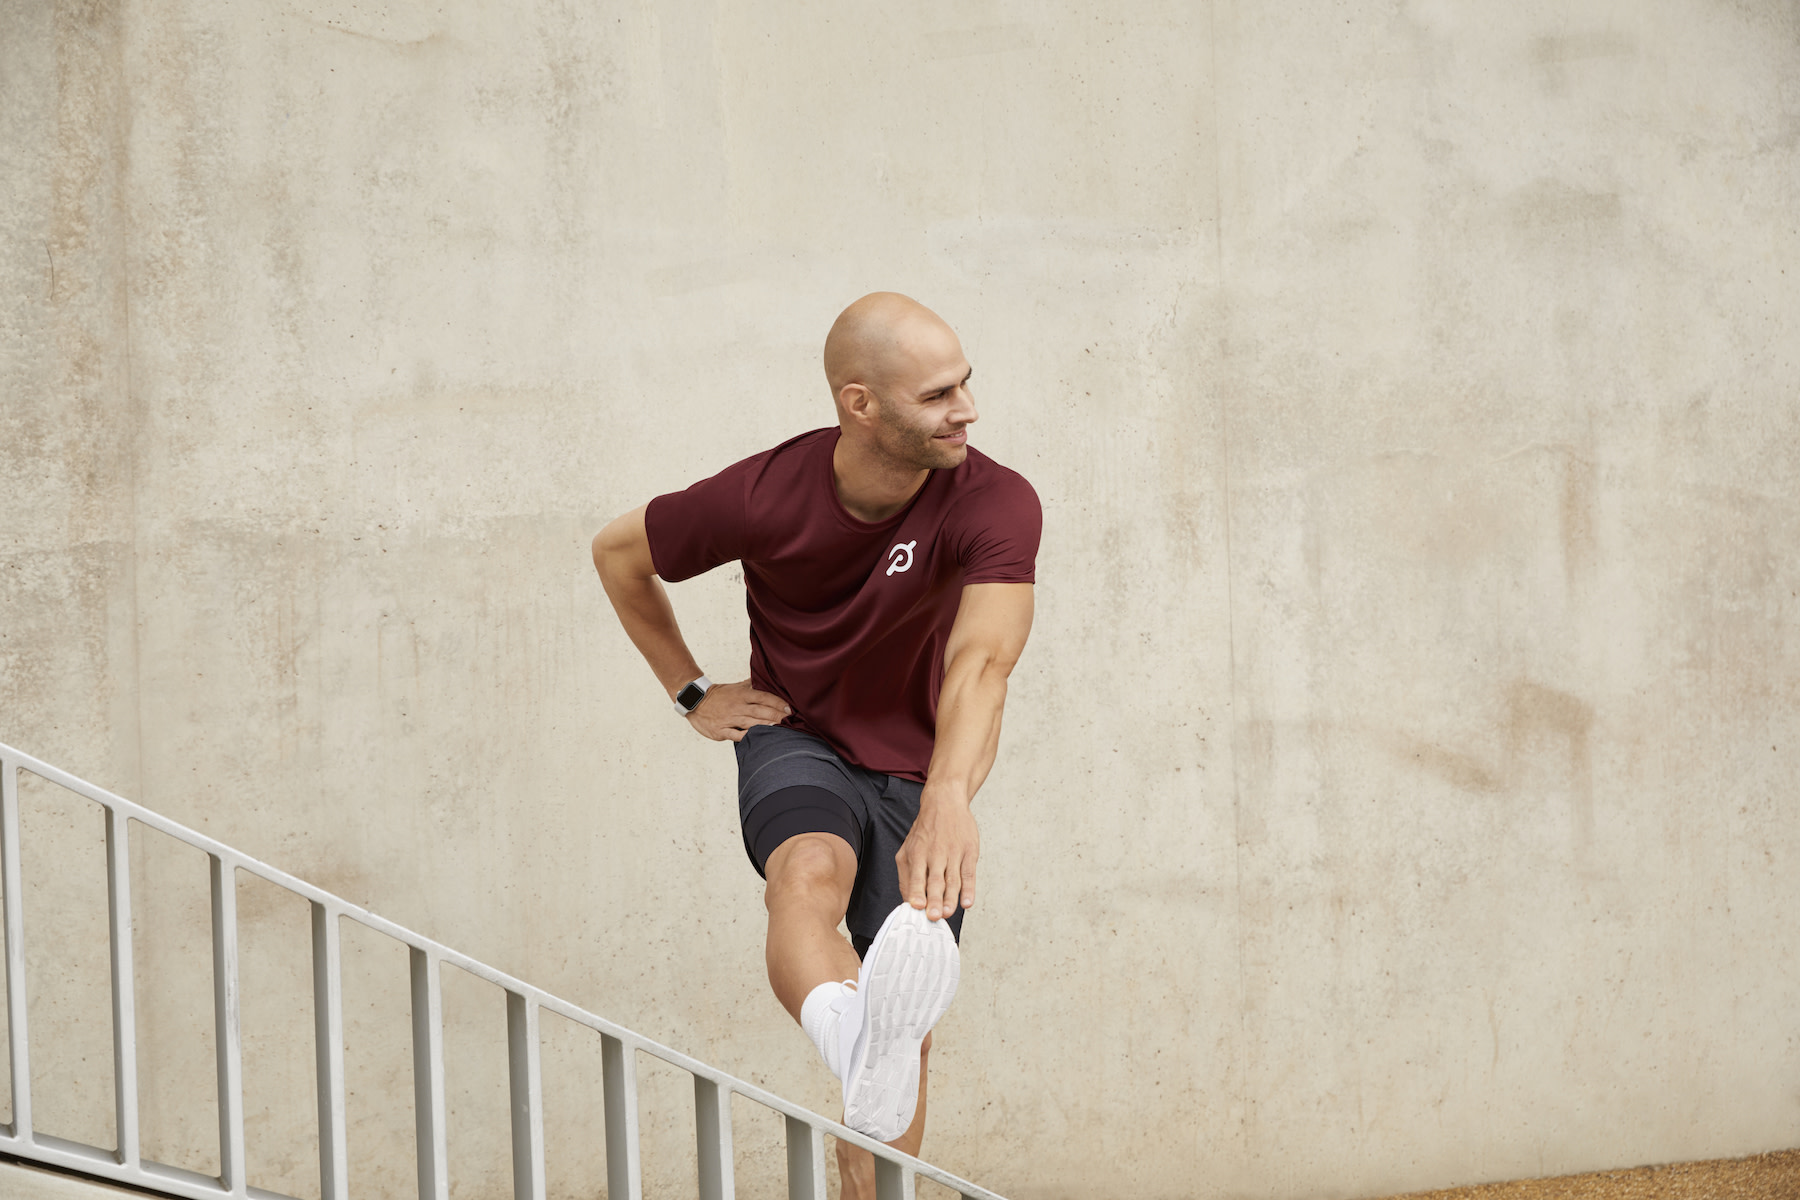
top-left (0, 740), bottom-right (1006, 1200)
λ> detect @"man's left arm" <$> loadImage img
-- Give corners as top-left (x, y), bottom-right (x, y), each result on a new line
top-left (897, 581), bottom-right (1036, 922)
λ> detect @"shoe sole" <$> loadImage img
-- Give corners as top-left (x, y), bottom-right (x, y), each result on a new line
top-left (841, 904), bottom-right (959, 1142)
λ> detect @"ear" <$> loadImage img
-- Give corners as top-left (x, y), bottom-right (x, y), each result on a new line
top-left (838, 382), bottom-right (876, 425)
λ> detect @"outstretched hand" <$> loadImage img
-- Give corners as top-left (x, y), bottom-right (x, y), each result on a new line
top-left (686, 679), bottom-right (791, 742)
top-left (896, 789), bottom-right (980, 922)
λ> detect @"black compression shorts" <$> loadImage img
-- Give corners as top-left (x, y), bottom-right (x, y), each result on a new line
top-left (734, 724), bottom-right (964, 951)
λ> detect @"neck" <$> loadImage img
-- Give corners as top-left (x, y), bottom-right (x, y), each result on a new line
top-left (832, 432), bottom-right (929, 523)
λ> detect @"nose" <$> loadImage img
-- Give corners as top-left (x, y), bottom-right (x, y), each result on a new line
top-left (951, 383), bottom-right (979, 426)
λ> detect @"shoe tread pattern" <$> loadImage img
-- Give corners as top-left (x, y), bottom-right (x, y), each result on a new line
top-left (843, 908), bottom-right (959, 1142)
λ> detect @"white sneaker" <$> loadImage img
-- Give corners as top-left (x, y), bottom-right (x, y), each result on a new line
top-left (838, 903), bottom-right (959, 1142)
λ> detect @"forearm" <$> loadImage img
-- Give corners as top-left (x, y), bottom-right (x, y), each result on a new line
top-left (597, 567), bottom-right (704, 699)
top-left (922, 656), bottom-right (1011, 806)
top-left (592, 511), bottom-right (702, 701)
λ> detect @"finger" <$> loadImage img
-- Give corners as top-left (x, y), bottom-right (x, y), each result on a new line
top-left (925, 854), bottom-right (949, 921)
top-left (898, 845), bottom-right (927, 910)
top-left (938, 861), bottom-right (962, 923)
top-left (751, 689), bottom-right (792, 711)
top-left (960, 853), bottom-right (977, 909)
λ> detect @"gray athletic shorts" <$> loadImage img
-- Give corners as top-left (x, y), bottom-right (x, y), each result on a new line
top-left (733, 724), bottom-right (965, 950)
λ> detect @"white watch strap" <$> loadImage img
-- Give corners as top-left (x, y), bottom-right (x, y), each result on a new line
top-left (673, 675), bottom-right (714, 715)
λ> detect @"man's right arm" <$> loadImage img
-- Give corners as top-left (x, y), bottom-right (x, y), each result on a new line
top-left (591, 504), bottom-right (791, 742)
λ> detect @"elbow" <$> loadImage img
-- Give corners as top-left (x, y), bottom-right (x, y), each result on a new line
top-left (986, 657), bottom-right (1018, 691)
top-left (592, 517), bottom-right (632, 576)
top-left (974, 649), bottom-right (1017, 680)
top-left (593, 507), bottom-right (656, 584)
top-left (946, 648), bottom-right (1018, 692)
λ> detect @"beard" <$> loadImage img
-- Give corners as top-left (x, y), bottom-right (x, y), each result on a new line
top-left (874, 400), bottom-right (967, 471)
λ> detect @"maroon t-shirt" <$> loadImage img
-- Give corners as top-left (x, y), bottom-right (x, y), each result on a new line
top-left (645, 427), bottom-right (1041, 781)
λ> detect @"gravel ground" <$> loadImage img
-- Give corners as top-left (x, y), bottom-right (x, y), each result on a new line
top-left (1382, 1149), bottom-right (1800, 1200)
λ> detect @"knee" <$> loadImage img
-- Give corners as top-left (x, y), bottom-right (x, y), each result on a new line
top-left (764, 834), bottom-right (854, 911)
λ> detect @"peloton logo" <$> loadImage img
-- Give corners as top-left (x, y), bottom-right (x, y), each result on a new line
top-left (886, 540), bottom-right (917, 577)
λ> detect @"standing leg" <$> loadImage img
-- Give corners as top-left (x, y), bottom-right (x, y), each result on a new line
top-left (763, 832), bottom-right (863, 1019)
top-left (835, 1033), bottom-right (932, 1200)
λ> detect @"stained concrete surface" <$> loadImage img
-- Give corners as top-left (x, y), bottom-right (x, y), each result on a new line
top-left (3, 2), bottom-right (1798, 1199)
top-left (1387, 1149), bottom-right (1800, 1200)
top-left (6, 1150), bottom-right (1800, 1200)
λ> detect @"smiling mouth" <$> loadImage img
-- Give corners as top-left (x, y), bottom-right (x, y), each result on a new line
top-left (934, 430), bottom-right (968, 442)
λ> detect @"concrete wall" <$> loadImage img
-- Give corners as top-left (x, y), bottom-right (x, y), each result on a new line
top-left (3, 1), bottom-right (1797, 1198)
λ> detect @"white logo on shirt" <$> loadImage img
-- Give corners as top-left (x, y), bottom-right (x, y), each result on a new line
top-left (886, 540), bottom-right (917, 577)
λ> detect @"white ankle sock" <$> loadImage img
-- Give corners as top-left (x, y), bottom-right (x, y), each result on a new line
top-left (800, 979), bottom-right (855, 1077)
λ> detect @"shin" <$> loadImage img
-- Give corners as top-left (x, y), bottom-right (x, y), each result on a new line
top-left (763, 832), bottom-right (862, 1021)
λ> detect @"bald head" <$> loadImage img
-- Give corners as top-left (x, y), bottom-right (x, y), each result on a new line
top-left (823, 292), bottom-right (956, 404)
top-left (822, 292), bottom-right (977, 478)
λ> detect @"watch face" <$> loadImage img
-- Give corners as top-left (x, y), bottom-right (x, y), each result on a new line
top-left (676, 682), bottom-right (707, 711)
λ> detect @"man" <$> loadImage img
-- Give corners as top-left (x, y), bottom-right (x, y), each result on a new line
top-left (591, 292), bottom-right (1039, 1194)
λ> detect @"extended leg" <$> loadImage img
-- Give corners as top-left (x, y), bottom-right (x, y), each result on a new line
top-left (836, 1032), bottom-right (931, 1200)
top-left (763, 832), bottom-right (862, 1020)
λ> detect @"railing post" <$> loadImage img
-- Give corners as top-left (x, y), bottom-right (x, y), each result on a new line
top-left (601, 1033), bottom-right (642, 1200)
top-left (784, 1115), bottom-right (825, 1200)
top-left (210, 855), bottom-right (246, 1195)
top-left (0, 743), bottom-right (1013, 1200)
top-left (1, 758), bottom-right (29, 1141)
top-left (312, 903), bottom-right (349, 1200)
top-left (694, 1075), bottom-right (733, 1200)
top-left (410, 947), bottom-right (450, 1200)
top-left (875, 1156), bottom-right (916, 1200)
top-left (506, 991), bottom-right (546, 1200)
top-left (105, 807), bottom-right (139, 1166)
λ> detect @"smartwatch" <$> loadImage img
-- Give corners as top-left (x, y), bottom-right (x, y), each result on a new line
top-left (673, 675), bottom-right (714, 716)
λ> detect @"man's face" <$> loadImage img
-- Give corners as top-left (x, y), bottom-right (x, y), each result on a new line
top-left (868, 318), bottom-right (978, 471)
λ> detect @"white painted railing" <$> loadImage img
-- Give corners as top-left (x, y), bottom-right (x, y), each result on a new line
top-left (0, 740), bottom-right (1006, 1200)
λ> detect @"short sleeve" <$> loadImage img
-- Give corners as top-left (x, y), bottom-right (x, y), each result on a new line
top-left (643, 458), bottom-right (753, 583)
top-left (957, 470), bottom-right (1042, 585)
